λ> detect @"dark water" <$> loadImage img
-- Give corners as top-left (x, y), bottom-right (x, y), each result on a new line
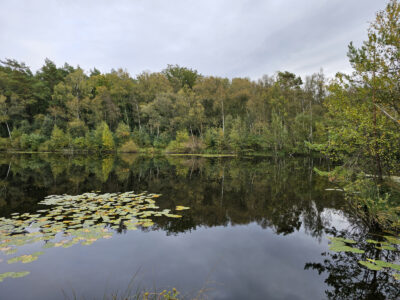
top-left (0, 154), bottom-right (398, 300)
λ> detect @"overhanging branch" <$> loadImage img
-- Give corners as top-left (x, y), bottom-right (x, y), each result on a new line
top-left (374, 103), bottom-right (400, 128)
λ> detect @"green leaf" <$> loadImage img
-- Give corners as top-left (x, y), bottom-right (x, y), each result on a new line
top-left (175, 206), bottom-right (190, 211)
top-left (358, 260), bottom-right (382, 271)
top-left (384, 236), bottom-right (400, 245)
top-left (0, 271), bottom-right (30, 282)
top-left (330, 245), bottom-right (364, 253)
top-left (375, 245), bottom-right (397, 251)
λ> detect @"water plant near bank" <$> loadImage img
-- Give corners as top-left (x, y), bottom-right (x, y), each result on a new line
top-left (0, 191), bottom-right (189, 282)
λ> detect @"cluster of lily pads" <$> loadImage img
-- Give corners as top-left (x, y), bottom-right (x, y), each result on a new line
top-left (328, 235), bottom-right (400, 281)
top-left (0, 191), bottom-right (189, 282)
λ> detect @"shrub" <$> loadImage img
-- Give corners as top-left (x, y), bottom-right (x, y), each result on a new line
top-left (72, 137), bottom-right (86, 151)
top-left (166, 130), bottom-right (189, 153)
top-left (67, 119), bottom-right (87, 138)
top-left (119, 140), bottom-right (139, 153)
top-left (153, 132), bottom-right (171, 149)
top-left (133, 128), bottom-right (151, 147)
top-left (203, 127), bottom-right (227, 152)
top-left (20, 133), bottom-right (46, 151)
top-left (0, 137), bottom-right (10, 150)
top-left (115, 122), bottom-right (131, 145)
top-left (101, 123), bottom-right (115, 152)
top-left (166, 130), bottom-right (204, 153)
top-left (49, 125), bottom-right (68, 151)
top-left (38, 140), bottom-right (51, 152)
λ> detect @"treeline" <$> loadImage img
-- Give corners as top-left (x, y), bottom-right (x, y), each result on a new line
top-left (0, 0), bottom-right (399, 176)
top-left (0, 58), bottom-right (326, 154)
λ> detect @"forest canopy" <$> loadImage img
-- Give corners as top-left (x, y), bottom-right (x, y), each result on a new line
top-left (0, 0), bottom-right (399, 178)
top-left (0, 59), bottom-right (326, 155)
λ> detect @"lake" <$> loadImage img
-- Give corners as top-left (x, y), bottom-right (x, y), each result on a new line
top-left (0, 154), bottom-right (398, 299)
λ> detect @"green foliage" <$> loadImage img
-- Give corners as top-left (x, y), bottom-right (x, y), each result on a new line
top-left (153, 132), bottom-right (171, 149)
top-left (101, 122), bottom-right (115, 152)
top-left (119, 140), bottom-right (139, 153)
top-left (316, 165), bottom-right (400, 230)
top-left (0, 56), bottom-right (325, 155)
top-left (311, 0), bottom-right (400, 171)
top-left (0, 190), bottom-right (188, 282)
top-left (72, 137), bottom-right (86, 151)
top-left (133, 128), bottom-right (152, 148)
top-left (162, 64), bottom-right (199, 91)
top-left (166, 130), bottom-right (190, 153)
top-left (49, 125), bottom-right (67, 151)
top-left (115, 122), bottom-right (131, 145)
top-left (345, 175), bottom-right (400, 230)
top-left (20, 133), bottom-right (46, 151)
top-left (203, 127), bottom-right (227, 153)
top-left (0, 137), bottom-right (10, 150)
top-left (0, 271), bottom-right (30, 282)
top-left (0, 0), bottom-right (398, 168)
top-left (67, 119), bottom-right (87, 138)
top-left (358, 260), bottom-right (383, 271)
top-left (328, 237), bottom-right (364, 253)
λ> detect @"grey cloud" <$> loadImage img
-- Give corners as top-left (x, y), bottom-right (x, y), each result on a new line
top-left (0, 0), bottom-right (386, 79)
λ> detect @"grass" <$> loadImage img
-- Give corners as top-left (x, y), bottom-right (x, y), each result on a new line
top-left (61, 269), bottom-right (214, 300)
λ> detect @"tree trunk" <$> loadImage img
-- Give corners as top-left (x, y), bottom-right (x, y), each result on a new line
top-left (221, 99), bottom-right (225, 136)
top-left (135, 102), bottom-right (141, 129)
top-left (372, 65), bottom-right (383, 180)
top-left (5, 121), bottom-right (12, 141)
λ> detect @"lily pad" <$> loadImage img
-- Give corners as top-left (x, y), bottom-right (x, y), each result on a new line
top-left (176, 206), bottom-right (190, 211)
top-left (375, 245), bottom-right (397, 251)
top-left (358, 260), bottom-right (383, 271)
top-left (0, 271), bottom-right (30, 282)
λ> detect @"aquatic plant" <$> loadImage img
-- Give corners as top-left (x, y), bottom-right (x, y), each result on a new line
top-left (0, 191), bottom-right (189, 282)
top-left (328, 235), bottom-right (400, 281)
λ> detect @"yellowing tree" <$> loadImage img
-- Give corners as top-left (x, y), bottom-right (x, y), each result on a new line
top-left (101, 122), bottom-right (115, 152)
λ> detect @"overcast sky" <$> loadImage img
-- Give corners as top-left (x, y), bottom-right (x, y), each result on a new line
top-left (0, 0), bottom-right (386, 79)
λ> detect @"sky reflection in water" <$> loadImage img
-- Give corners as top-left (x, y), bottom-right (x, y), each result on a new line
top-left (0, 154), bottom-right (386, 299)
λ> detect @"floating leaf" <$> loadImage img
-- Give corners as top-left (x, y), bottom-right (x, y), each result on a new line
top-left (386, 262), bottom-right (400, 272)
top-left (176, 206), bottom-right (190, 211)
top-left (384, 236), bottom-right (400, 245)
top-left (328, 237), bottom-right (356, 244)
top-left (366, 239), bottom-right (380, 244)
top-left (8, 254), bottom-right (38, 264)
top-left (0, 271), bottom-right (30, 282)
top-left (375, 245), bottom-right (397, 251)
top-left (330, 245), bottom-right (364, 253)
top-left (358, 260), bottom-right (383, 271)
top-left (328, 237), bottom-right (363, 253)
top-left (0, 190), bottom-right (186, 279)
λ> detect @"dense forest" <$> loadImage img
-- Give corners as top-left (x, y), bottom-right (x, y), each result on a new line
top-left (0, 59), bottom-right (327, 155)
top-left (0, 0), bottom-right (399, 176)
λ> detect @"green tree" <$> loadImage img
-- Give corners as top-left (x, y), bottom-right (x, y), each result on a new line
top-left (162, 64), bottom-right (199, 92)
top-left (101, 122), bottom-right (115, 152)
top-left (321, 0), bottom-right (400, 175)
top-left (49, 125), bottom-right (67, 150)
top-left (115, 122), bottom-right (131, 145)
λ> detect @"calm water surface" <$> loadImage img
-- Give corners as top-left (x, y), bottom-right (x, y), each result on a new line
top-left (0, 154), bottom-right (397, 299)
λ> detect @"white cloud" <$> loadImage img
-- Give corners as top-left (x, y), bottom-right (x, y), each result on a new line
top-left (0, 0), bottom-right (386, 79)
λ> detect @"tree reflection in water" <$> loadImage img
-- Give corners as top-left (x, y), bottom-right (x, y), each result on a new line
top-left (0, 154), bottom-right (342, 238)
top-left (305, 226), bottom-right (400, 300)
top-left (0, 154), bottom-right (398, 296)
